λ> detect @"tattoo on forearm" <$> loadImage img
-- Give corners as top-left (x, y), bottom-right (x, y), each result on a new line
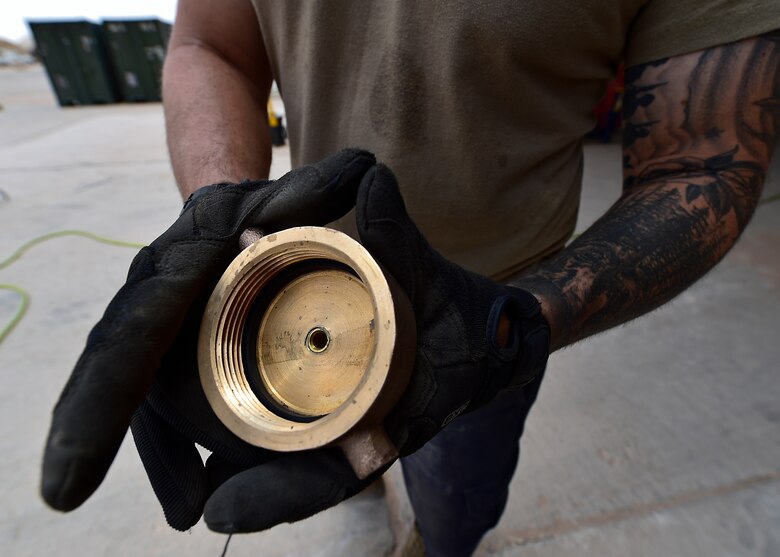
top-left (515, 32), bottom-right (779, 349)
top-left (634, 147), bottom-right (764, 233)
top-left (622, 58), bottom-right (667, 149)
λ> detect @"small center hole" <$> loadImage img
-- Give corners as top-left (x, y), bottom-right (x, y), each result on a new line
top-left (306, 327), bottom-right (330, 353)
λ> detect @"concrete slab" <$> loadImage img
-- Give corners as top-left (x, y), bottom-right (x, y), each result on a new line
top-left (493, 480), bottom-right (780, 557)
top-left (1, 65), bottom-right (779, 557)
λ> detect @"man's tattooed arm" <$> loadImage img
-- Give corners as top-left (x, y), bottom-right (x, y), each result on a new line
top-left (513, 32), bottom-right (780, 351)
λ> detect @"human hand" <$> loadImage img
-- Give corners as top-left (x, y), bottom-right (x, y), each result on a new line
top-left (41, 149), bottom-right (379, 532)
top-left (355, 164), bottom-right (551, 455)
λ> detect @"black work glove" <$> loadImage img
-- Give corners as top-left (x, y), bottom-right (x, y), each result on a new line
top-left (355, 164), bottom-right (550, 455)
top-left (41, 149), bottom-right (381, 532)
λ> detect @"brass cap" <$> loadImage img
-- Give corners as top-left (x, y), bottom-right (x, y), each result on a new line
top-left (198, 227), bottom-right (414, 454)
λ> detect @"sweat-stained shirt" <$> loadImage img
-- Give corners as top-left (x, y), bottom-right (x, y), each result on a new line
top-left (250, 0), bottom-right (780, 280)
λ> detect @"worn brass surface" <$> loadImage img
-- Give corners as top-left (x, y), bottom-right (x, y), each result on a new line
top-left (198, 227), bottom-right (415, 476)
top-left (256, 268), bottom-right (374, 417)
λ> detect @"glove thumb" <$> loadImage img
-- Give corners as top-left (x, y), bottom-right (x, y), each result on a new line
top-left (356, 164), bottom-right (427, 301)
top-left (203, 449), bottom-right (375, 533)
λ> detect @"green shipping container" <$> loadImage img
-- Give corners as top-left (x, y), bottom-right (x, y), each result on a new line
top-left (28, 20), bottom-right (119, 106)
top-left (102, 19), bottom-right (172, 102)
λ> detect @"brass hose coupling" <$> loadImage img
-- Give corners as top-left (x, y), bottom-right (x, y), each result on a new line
top-left (198, 227), bottom-right (415, 478)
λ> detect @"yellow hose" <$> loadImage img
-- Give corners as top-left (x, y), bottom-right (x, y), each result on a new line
top-left (0, 284), bottom-right (30, 345)
top-left (0, 230), bottom-right (144, 346)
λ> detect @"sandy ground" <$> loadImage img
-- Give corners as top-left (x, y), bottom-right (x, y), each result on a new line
top-left (1, 65), bottom-right (778, 557)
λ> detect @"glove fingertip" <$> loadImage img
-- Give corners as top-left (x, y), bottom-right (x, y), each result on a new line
top-left (203, 473), bottom-right (276, 533)
top-left (253, 149), bottom-right (377, 232)
top-left (41, 421), bottom-right (123, 513)
top-left (203, 495), bottom-right (240, 533)
top-left (357, 164), bottom-right (408, 234)
top-left (322, 147), bottom-right (376, 169)
top-left (41, 449), bottom-right (101, 512)
top-left (315, 148), bottom-right (376, 190)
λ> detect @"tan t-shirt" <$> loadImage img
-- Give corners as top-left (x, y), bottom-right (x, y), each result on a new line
top-left (251, 0), bottom-right (779, 280)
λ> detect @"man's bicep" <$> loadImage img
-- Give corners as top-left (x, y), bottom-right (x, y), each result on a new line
top-left (622, 32), bottom-right (780, 192)
top-left (168, 0), bottom-right (272, 91)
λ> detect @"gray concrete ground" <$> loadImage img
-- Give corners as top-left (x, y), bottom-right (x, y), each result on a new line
top-left (1, 65), bottom-right (778, 557)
